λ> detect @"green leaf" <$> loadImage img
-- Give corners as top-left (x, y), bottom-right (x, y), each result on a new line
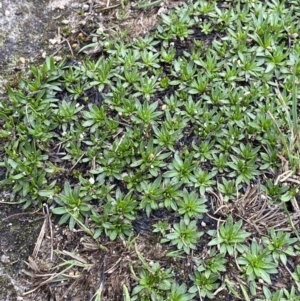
top-left (163, 170), bottom-right (179, 178)
top-left (69, 216), bottom-right (76, 230)
top-left (7, 159), bottom-right (18, 169)
top-left (59, 213), bottom-right (70, 225)
top-left (52, 207), bottom-right (67, 215)
top-left (38, 190), bottom-right (55, 197)
top-left (257, 269), bottom-right (272, 284)
top-left (10, 173), bottom-right (25, 180)
top-left (208, 237), bottom-right (223, 246)
top-left (82, 120), bottom-right (95, 127)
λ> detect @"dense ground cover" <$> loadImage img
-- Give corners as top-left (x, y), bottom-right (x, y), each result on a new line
top-left (1, 0), bottom-right (300, 300)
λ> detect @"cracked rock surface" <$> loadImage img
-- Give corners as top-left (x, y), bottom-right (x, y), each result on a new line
top-left (0, 1), bottom-right (84, 299)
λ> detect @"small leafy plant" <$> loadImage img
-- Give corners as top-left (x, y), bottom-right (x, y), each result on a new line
top-left (195, 247), bottom-right (227, 278)
top-left (189, 270), bottom-right (220, 299)
top-left (161, 219), bottom-right (203, 254)
top-left (176, 189), bottom-right (208, 224)
top-left (237, 239), bottom-right (278, 284)
top-left (52, 182), bottom-right (91, 230)
top-left (208, 215), bottom-right (251, 255)
top-left (262, 228), bottom-right (297, 265)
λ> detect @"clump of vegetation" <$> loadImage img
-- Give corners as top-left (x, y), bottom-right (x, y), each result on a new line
top-left (1, 0), bottom-right (300, 300)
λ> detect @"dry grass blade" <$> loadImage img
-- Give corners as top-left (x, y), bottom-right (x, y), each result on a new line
top-left (24, 257), bottom-right (41, 273)
top-left (32, 210), bottom-right (48, 259)
top-left (30, 204), bottom-right (54, 265)
top-left (60, 250), bottom-right (88, 265)
top-left (90, 255), bottom-right (107, 301)
top-left (23, 259), bottom-right (92, 296)
top-left (232, 185), bottom-right (299, 234)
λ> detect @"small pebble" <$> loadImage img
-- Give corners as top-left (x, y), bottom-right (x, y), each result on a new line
top-left (157, 6), bottom-right (167, 15)
top-left (71, 3), bottom-right (81, 8)
top-left (49, 38), bottom-right (57, 45)
top-left (5, 10), bottom-right (10, 17)
top-left (19, 57), bottom-right (26, 64)
top-left (54, 56), bottom-right (62, 62)
top-left (1, 254), bottom-right (10, 264)
top-left (82, 4), bottom-right (89, 11)
top-left (290, 33), bottom-right (299, 38)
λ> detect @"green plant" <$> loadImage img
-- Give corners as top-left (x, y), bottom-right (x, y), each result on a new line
top-left (260, 180), bottom-right (290, 203)
top-left (227, 156), bottom-right (260, 185)
top-left (176, 189), bottom-right (207, 224)
top-left (133, 34), bottom-right (160, 51)
top-left (237, 239), bottom-right (278, 284)
top-left (133, 76), bottom-right (159, 99)
top-left (161, 219), bottom-right (203, 254)
top-left (217, 178), bottom-right (241, 202)
top-left (255, 285), bottom-right (300, 301)
top-left (196, 247), bottom-right (227, 278)
top-left (160, 8), bottom-right (194, 40)
top-left (191, 168), bottom-right (217, 195)
top-left (90, 189), bottom-right (136, 241)
top-left (161, 179), bottom-right (182, 210)
top-left (166, 283), bottom-right (195, 301)
top-left (189, 270), bottom-right (220, 299)
top-left (130, 0), bottom-right (164, 9)
top-left (137, 177), bottom-right (164, 217)
top-left (92, 150), bottom-right (125, 181)
top-left (212, 153), bottom-right (229, 173)
top-left (262, 228), bottom-right (297, 265)
top-left (141, 49), bottom-right (160, 69)
top-left (152, 220), bottom-right (170, 236)
top-left (192, 139), bottom-right (217, 163)
top-left (130, 139), bottom-right (170, 177)
top-left (208, 215), bottom-right (251, 255)
top-left (292, 265), bottom-right (300, 284)
top-left (85, 57), bottom-right (114, 91)
top-left (152, 123), bottom-right (181, 151)
top-left (255, 286), bottom-right (283, 301)
top-left (282, 286), bottom-right (300, 301)
top-left (132, 99), bottom-right (162, 126)
top-left (131, 261), bottom-right (173, 301)
top-left (160, 46), bottom-right (176, 63)
top-left (82, 104), bottom-right (107, 133)
top-left (123, 285), bottom-right (132, 301)
top-left (52, 182), bottom-right (91, 230)
top-left (270, 58), bottom-right (300, 171)
top-left (163, 152), bottom-right (195, 184)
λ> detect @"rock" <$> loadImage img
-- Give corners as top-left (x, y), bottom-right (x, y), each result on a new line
top-left (82, 4), bottom-right (89, 11)
top-left (19, 57), bottom-right (25, 64)
top-left (1, 254), bottom-right (10, 264)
